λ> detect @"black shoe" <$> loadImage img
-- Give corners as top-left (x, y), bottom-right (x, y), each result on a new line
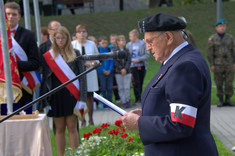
top-left (225, 96), bottom-right (235, 106)
top-left (225, 100), bottom-right (235, 106)
top-left (217, 98), bottom-right (224, 107)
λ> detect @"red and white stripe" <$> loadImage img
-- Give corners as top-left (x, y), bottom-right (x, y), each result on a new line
top-left (43, 50), bottom-right (80, 101)
top-left (170, 103), bottom-right (197, 128)
top-left (12, 37), bottom-right (40, 94)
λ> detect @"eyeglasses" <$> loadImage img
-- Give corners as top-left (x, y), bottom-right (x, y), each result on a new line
top-left (77, 30), bottom-right (87, 34)
top-left (54, 37), bottom-right (67, 40)
top-left (144, 32), bottom-right (164, 47)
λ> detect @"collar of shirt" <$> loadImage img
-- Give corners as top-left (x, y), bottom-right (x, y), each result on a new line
top-left (163, 41), bottom-right (189, 65)
top-left (10, 24), bottom-right (18, 32)
top-left (10, 24), bottom-right (18, 36)
top-left (49, 35), bottom-right (53, 43)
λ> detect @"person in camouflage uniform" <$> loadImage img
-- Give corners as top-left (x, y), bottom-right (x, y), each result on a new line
top-left (207, 18), bottom-right (235, 107)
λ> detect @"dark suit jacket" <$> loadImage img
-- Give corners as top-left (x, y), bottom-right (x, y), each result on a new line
top-left (138, 44), bottom-right (218, 156)
top-left (14, 26), bottom-right (39, 77)
top-left (14, 26), bottom-right (39, 105)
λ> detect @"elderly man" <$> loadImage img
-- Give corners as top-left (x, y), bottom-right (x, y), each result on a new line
top-left (120, 13), bottom-right (218, 156)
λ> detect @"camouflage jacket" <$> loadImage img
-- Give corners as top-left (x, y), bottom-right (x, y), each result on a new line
top-left (207, 33), bottom-right (235, 66)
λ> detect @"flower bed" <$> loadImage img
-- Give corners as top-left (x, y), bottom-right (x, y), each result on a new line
top-left (66, 120), bottom-right (144, 156)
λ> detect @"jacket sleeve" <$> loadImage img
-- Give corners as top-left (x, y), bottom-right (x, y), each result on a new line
top-left (125, 50), bottom-right (131, 70)
top-left (107, 60), bottom-right (114, 72)
top-left (138, 61), bottom-right (204, 145)
top-left (207, 36), bottom-right (214, 66)
top-left (17, 31), bottom-right (40, 72)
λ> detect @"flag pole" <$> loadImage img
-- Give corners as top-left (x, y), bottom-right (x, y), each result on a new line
top-left (0, 0), bottom-right (14, 112)
top-left (0, 62), bottom-right (102, 123)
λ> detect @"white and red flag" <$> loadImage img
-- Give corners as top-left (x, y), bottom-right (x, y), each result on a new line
top-left (170, 103), bottom-right (197, 128)
top-left (0, 11), bottom-right (22, 103)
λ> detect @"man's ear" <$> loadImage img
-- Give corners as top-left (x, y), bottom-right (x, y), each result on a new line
top-left (164, 31), bottom-right (174, 45)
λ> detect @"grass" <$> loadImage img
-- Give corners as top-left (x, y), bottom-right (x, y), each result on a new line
top-left (18, 1), bottom-right (235, 155)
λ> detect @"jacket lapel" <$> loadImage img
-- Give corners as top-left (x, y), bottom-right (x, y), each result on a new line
top-left (141, 44), bottom-right (194, 109)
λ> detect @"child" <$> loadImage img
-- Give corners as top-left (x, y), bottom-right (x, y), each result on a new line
top-left (108, 33), bottom-right (121, 105)
top-left (126, 29), bottom-right (149, 105)
top-left (114, 35), bottom-right (132, 108)
top-left (97, 36), bottom-right (114, 103)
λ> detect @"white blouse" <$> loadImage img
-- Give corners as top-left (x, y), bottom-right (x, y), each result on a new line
top-left (72, 40), bottom-right (99, 92)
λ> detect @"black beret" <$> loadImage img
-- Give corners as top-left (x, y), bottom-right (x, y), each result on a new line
top-left (138, 13), bottom-right (186, 33)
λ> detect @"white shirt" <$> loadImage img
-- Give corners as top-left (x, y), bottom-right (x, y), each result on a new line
top-left (71, 39), bottom-right (99, 92)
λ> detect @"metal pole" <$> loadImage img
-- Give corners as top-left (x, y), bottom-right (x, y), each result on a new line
top-left (217, 0), bottom-right (222, 21)
top-left (0, 0), bottom-right (14, 112)
top-left (0, 63), bottom-right (102, 123)
top-left (33, 0), bottom-right (42, 45)
top-left (23, 0), bottom-right (31, 30)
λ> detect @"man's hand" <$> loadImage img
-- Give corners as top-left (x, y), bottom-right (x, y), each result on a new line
top-left (84, 61), bottom-right (92, 67)
top-left (120, 110), bottom-right (141, 131)
top-left (132, 59), bottom-right (140, 64)
top-left (103, 70), bottom-right (110, 75)
top-left (210, 65), bottom-right (215, 72)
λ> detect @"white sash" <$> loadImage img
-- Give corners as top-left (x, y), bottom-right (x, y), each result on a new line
top-left (12, 37), bottom-right (40, 94)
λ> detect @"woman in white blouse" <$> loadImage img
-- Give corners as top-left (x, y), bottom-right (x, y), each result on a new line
top-left (72, 24), bottom-right (99, 126)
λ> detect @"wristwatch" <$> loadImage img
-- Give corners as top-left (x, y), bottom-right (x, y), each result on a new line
top-left (91, 62), bottom-right (95, 66)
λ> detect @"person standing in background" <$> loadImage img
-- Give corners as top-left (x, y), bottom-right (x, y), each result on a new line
top-left (109, 33), bottom-right (121, 105)
top-left (5, 2), bottom-right (40, 108)
top-left (126, 29), bottom-right (149, 105)
top-left (97, 36), bottom-right (114, 104)
top-left (41, 26), bottom-right (86, 156)
top-left (39, 20), bottom-right (61, 111)
top-left (72, 24), bottom-right (99, 126)
top-left (114, 35), bottom-right (132, 108)
top-left (207, 18), bottom-right (235, 107)
top-left (41, 26), bottom-right (49, 43)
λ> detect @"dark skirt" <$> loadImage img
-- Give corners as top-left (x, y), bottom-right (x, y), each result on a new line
top-left (47, 73), bottom-right (77, 117)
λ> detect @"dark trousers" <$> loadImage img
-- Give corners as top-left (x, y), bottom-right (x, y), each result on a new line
top-left (113, 74), bottom-right (120, 101)
top-left (131, 67), bottom-right (146, 102)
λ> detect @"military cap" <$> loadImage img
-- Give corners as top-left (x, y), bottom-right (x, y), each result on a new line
top-left (215, 18), bottom-right (226, 26)
top-left (138, 13), bottom-right (186, 33)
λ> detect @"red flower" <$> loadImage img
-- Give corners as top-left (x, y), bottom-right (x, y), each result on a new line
top-left (121, 126), bottom-right (126, 133)
top-left (121, 134), bottom-right (128, 138)
top-left (93, 128), bottom-right (102, 134)
top-left (128, 137), bottom-right (133, 142)
top-left (83, 132), bottom-right (92, 139)
top-left (101, 123), bottom-right (110, 129)
top-left (108, 129), bottom-right (115, 135)
top-left (115, 120), bottom-right (123, 127)
top-left (114, 127), bottom-right (119, 135)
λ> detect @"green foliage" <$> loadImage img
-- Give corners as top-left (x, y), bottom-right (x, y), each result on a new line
top-left (64, 121), bottom-right (144, 156)
top-left (213, 134), bottom-right (235, 156)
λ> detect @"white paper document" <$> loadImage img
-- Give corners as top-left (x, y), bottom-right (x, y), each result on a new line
top-left (93, 92), bottom-right (126, 116)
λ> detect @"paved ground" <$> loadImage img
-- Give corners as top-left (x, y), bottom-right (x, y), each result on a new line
top-left (83, 104), bottom-right (235, 153)
top-left (210, 105), bottom-right (235, 152)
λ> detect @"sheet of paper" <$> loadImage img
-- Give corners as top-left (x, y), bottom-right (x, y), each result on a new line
top-left (93, 92), bottom-right (126, 116)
